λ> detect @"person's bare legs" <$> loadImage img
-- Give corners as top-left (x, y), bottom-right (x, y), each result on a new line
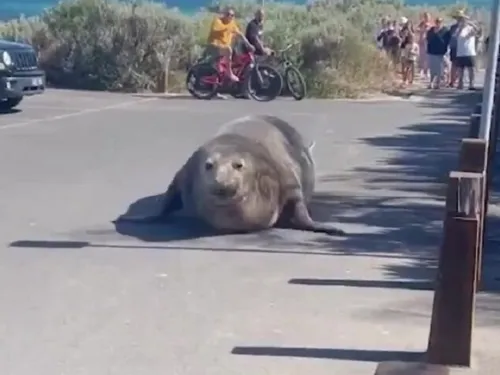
top-left (467, 65), bottom-right (475, 89)
top-left (428, 55), bottom-right (435, 89)
top-left (408, 61), bottom-right (415, 84)
top-left (221, 46), bottom-right (239, 82)
top-left (419, 48), bottom-right (428, 78)
top-left (433, 55), bottom-right (443, 89)
top-left (449, 63), bottom-right (457, 87)
top-left (457, 66), bottom-right (465, 89)
top-left (401, 60), bottom-right (408, 85)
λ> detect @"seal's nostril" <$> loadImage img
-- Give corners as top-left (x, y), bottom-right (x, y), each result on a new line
top-left (232, 161), bottom-right (243, 170)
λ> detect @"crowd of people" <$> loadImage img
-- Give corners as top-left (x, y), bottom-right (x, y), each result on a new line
top-left (198, 6), bottom-right (484, 96)
top-left (376, 10), bottom-right (483, 90)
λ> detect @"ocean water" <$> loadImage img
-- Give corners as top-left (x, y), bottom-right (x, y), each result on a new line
top-left (0, 0), bottom-right (492, 21)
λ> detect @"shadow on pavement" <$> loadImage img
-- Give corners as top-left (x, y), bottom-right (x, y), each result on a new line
top-left (305, 90), bottom-right (482, 281)
top-left (231, 346), bottom-right (424, 363)
top-left (8, 91), bottom-right (489, 280)
top-left (111, 193), bottom-right (221, 242)
top-left (8, 238), bottom-right (343, 257)
top-left (101, 90), bottom-right (480, 267)
top-left (288, 278), bottom-right (434, 291)
top-left (0, 108), bottom-right (21, 115)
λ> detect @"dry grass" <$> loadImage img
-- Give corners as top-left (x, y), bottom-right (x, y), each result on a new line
top-left (0, 0), bottom-right (490, 98)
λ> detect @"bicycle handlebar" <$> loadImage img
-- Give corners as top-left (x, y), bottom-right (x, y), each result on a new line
top-left (276, 42), bottom-right (299, 54)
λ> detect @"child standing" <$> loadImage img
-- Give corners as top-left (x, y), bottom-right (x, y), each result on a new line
top-left (402, 33), bottom-right (419, 85)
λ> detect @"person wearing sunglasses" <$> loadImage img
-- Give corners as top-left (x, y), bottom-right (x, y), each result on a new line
top-left (205, 7), bottom-right (255, 82)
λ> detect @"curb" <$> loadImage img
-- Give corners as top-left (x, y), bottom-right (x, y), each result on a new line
top-left (131, 91), bottom-right (416, 102)
top-left (129, 89), bottom-right (431, 102)
top-left (133, 92), bottom-right (193, 99)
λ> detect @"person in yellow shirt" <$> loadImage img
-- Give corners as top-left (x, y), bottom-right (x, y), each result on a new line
top-left (204, 7), bottom-right (255, 82)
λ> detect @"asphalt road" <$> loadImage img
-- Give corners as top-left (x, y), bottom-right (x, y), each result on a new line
top-left (0, 89), bottom-right (498, 375)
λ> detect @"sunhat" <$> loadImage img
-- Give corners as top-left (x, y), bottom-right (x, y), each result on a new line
top-left (453, 9), bottom-right (469, 19)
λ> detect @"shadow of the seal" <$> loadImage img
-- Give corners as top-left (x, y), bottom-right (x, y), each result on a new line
top-left (113, 193), bottom-right (226, 242)
top-left (0, 107), bottom-right (21, 115)
top-left (113, 192), bottom-right (344, 243)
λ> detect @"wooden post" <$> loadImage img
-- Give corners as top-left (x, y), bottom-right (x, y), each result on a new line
top-left (426, 171), bottom-right (482, 367)
top-left (373, 172), bottom-right (483, 375)
top-left (459, 139), bottom-right (487, 173)
top-left (458, 139), bottom-right (488, 289)
top-left (156, 40), bottom-right (175, 94)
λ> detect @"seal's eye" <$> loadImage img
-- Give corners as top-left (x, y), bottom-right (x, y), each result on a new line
top-left (232, 161), bottom-right (243, 170)
top-left (205, 161), bottom-right (214, 170)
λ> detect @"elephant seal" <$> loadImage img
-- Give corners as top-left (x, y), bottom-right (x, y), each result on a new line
top-left (117, 114), bottom-right (345, 236)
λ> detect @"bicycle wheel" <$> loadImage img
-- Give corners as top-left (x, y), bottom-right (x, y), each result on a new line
top-left (186, 63), bottom-right (219, 100)
top-left (244, 64), bottom-right (283, 102)
top-left (284, 66), bottom-right (307, 101)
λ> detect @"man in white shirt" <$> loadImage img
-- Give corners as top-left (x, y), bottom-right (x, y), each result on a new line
top-left (454, 10), bottom-right (480, 90)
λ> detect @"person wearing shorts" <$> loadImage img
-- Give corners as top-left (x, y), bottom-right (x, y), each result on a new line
top-left (401, 33), bottom-right (419, 85)
top-left (447, 15), bottom-right (460, 87)
top-left (454, 10), bottom-right (480, 90)
top-left (204, 7), bottom-right (254, 82)
top-left (425, 17), bottom-right (450, 89)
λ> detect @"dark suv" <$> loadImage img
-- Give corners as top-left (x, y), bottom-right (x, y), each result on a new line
top-left (0, 39), bottom-right (45, 111)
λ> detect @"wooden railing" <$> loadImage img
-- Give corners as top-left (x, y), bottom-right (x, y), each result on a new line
top-left (375, 35), bottom-right (500, 375)
top-left (426, 102), bottom-right (490, 367)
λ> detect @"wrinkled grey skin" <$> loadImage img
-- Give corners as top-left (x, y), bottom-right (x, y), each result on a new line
top-left (117, 114), bottom-right (345, 236)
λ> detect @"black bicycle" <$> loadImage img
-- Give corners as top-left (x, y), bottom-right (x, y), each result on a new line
top-left (272, 43), bottom-right (307, 101)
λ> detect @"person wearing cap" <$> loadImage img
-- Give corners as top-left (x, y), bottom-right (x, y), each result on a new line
top-left (454, 10), bottom-right (480, 90)
top-left (400, 18), bottom-right (414, 44)
top-left (425, 16), bottom-right (451, 89)
top-left (399, 17), bottom-right (414, 74)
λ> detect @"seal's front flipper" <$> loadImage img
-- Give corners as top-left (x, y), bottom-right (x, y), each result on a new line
top-left (157, 179), bottom-right (184, 215)
top-left (277, 199), bottom-right (346, 236)
top-left (115, 180), bottom-right (183, 224)
top-left (114, 213), bottom-right (167, 224)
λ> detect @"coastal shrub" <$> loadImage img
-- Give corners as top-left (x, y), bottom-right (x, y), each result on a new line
top-left (0, 0), bottom-right (491, 97)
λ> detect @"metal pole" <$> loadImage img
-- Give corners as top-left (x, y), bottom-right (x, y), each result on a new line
top-left (478, 0), bottom-right (500, 140)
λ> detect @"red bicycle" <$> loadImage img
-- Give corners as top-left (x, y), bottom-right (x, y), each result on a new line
top-left (186, 50), bottom-right (283, 101)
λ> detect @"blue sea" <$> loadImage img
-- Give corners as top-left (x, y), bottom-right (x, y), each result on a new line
top-left (0, 0), bottom-right (492, 21)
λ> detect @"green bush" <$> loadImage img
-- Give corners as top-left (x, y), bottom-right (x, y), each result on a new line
top-left (0, 0), bottom-right (491, 97)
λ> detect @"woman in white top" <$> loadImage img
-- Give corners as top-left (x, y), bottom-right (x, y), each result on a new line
top-left (454, 10), bottom-right (480, 90)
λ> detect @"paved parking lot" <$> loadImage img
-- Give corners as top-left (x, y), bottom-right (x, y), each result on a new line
top-left (0, 89), bottom-right (498, 375)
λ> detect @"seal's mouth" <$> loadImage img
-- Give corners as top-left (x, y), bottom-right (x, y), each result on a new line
top-left (211, 186), bottom-right (238, 199)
